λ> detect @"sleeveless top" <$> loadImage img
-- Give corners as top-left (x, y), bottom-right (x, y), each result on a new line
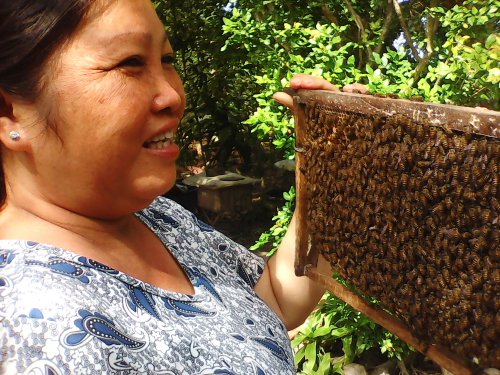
top-left (0, 197), bottom-right (295, 375)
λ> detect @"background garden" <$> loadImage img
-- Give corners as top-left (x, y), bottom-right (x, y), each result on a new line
top-left (155, 0), bottom-right (500, 374)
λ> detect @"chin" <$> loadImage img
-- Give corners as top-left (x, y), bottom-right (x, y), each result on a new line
top-left (137, 178), bottom-right (177, 202)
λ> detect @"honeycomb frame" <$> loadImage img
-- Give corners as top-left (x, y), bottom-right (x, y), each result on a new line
top-left (291, 89), bottom-right (500, 375)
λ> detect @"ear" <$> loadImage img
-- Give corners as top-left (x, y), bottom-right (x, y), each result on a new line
top-left (0, 89), bottom-right (31, 152)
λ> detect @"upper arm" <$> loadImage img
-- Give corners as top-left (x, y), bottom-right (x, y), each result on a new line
top-left (254, 264), bottom-right (286, 322)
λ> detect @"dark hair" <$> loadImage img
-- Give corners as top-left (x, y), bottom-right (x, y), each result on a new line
top-left (0, 0), bottom-right (95, 205)
top-left (0, 0), bottom-right (96, 99)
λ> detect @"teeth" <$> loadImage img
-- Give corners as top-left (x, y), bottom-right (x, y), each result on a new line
top-left (144, 130), bottom-right (175, 148)
top-left (147, 130), bottom-right (175, 144)
top-left (145, 139), bottom-right (172, 149)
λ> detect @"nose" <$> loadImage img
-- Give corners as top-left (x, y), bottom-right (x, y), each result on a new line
top-left (151, 69), bottom-right (185, 114)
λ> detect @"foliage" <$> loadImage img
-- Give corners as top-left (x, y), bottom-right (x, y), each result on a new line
top-left (222, 0), bottom-right (500, 249)
top-left (154, 1), bottom-right (265, 171)
top-left (293, 292), bottom-right (414, 375)
top-left (250, 186), bottom-right (295, 256)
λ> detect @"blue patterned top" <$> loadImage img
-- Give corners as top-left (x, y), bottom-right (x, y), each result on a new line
top-left (0, 197), bottom-right (295, 375)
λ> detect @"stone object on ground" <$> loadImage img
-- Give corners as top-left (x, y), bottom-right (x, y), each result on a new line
top-left (344, 363), bottom-right (368, 375)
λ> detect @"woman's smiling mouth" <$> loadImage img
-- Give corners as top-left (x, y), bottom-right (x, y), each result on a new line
top-left (143, 130), bottom-right (175, 149)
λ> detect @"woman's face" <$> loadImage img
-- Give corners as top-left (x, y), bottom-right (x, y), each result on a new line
top-left (16, 0), bottom-right (185, 218)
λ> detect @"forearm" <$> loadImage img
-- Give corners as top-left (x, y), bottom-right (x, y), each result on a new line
top-left (255, 75), bottom-right (365, 329)
top-left (254, 213), bottom-right (332, 330)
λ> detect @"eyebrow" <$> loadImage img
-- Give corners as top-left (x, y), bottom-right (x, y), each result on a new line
top-left (102, 30), bottom-right (169, 45)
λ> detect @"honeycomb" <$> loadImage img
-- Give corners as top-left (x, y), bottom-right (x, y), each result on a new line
top-left (301, 101), bottom-right (500, 369)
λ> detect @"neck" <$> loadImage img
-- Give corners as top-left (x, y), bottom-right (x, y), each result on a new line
top-left (0, 187), bottom-right (143, 258)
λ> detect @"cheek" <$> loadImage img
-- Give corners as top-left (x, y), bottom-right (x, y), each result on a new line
top-left (56, 83), bottom-right (151, 139)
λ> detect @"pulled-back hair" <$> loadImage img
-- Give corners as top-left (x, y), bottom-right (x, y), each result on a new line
top-left (0, 0), bottom-right (96, 205)
top-left (0, 0), bottom-right (96, 99)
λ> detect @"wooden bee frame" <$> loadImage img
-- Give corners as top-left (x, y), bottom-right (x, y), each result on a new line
top-left (292, 89), bottom-right (500, 375)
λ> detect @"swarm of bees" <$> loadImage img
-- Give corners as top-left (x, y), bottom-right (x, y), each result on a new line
top-left (302, 103), bottom-right (500, 368)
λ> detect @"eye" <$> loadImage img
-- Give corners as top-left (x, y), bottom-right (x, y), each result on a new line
top-left (116, 57), bottom-right (144, 68)
top-left (161, 55), bottom-right (176, 65)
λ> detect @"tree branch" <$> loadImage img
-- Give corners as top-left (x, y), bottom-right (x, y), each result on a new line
top-left (426, 0), bottom-right (440, 55)
top-left (320, 3), bottom-right (339, 25)
top-left (375, 0), bottom-right (396, 55)
top-left (414, 0), bottom-right (440, 82)
top-left (392, 0), bottom-right (422, 61)
top-left (341, 0), bottom-right (373, 60)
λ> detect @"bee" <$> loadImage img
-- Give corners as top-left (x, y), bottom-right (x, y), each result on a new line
top-left (469, 253), bottom-right (481, 267)
top-left (400, 173), bottom-right (410, 189)
top-left (463, 285), bottom-right (473, 299)
top-left (492, 142), bottom-right (500, 157)
top-left (427, 127), bottom-right (438, 140)
top-left (452, 287), bottom-right (462, 303)
top-left (462, 169), bottom-right (471, 183)
top-left (483, 313), bottom-right (494, 329)
top-left (482, 267), bottom-right (491, 282)
top-left (422, 188), bottom-right (433, 202)
top-left (426, 218), bottom-right (437, 231)
top-left (431, 184), bottom-right (440, 199)
top-left (457, 332), bottom-right (469, 343)
top-left (464, 187), bottom-right (478, 200)
top-left (471, 165), bottom-right (483, 182)
top-left (491, 197), bottom-right (500, 212)
top-left (447, 148), bottom-right (457, 163)
top-left (431, 204), bottom-right (444, 216)
top-left (436, 155), bottom-right (448, 168)
top-left (495, 298), bottom-right (500, 311)
top-left (467, 142), bottom-right (479, 157)
top-left (443, 268), bottom-right (451, 283)
top-left (472, 273), bottom-right (482, 289)
top-left (478, 138), bottom-right (489, 154)
top-left (481, 209), bottom-right (493, 224)
top-left (430, 146), bottom-right (440, 160)
top-left (437, 274), bottom-right (447, 288)
top-left (473, 307), bottom-right (483, 321)
top-left (491, 269), bottom-right (500, 284)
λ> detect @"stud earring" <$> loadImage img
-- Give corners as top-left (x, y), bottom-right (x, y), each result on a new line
top-left (9, 131), bottom-right (21, 141)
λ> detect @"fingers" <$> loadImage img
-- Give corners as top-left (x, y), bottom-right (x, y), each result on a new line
top-left (290, 74), bottom-right (340, 92)
top-left (274, 74), bottom-right (341, 109)
top-left (272, 74), bottom-right (368, 110)
top-left (273, 92), bottom-right (294, 109)
top-left (343, 83), bottom-right (369, 94)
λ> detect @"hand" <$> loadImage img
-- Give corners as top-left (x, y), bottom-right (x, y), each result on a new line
top-left (273, 73), bottom-right (368, 109)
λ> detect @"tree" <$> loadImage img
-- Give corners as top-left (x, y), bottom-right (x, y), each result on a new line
top-left (155, 1), bottom-right (270, 173)
top-left (221, 0), bottom-right (500, 247)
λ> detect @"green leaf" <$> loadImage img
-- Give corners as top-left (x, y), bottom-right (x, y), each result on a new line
top-left (486, 34), bottom-right (497, 49)
top-left (304, 341), bottom-right (318, 371)
top-left (330, 327), bottom-right (352, 339)
top-left (317, 353), bottom-right (333, 374)
top-left (342, 336), bottom-right (355, 362)
top-left (331, 36), bottom-right (342, 45)
top-left (311, 326), bottom-right (334, 337)
top-left (295, 346), bottom-right (307, 366)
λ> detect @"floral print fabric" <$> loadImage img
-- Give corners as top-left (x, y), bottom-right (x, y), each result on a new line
top-left (0, 197), bottom-right (295, 375)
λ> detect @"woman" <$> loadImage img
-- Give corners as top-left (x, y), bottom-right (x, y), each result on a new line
top-left (0, 0), bottom-right (363, 374)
